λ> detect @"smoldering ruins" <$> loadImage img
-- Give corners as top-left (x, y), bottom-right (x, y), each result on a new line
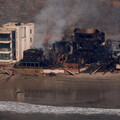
top-left (1, 0), bottom-right (120, 112)
top-left (33, 0), bottom-right (120, 48)
top-left (15, 0), bottom-right (120, 74)
top-left (16, 28), bottom-right (120, 74)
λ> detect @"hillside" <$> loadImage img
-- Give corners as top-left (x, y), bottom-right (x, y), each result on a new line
top-left (0, 0), bottom-right (45, 26)
top-left (0, 0), bottom-right (120, 35)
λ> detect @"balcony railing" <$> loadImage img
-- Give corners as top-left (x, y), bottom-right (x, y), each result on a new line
top-left (0, 38), bottom-right (11, 41)
top-left (0, 53), bottom-right (11, 60)
top-left (0, 48), bottom-right (11, 52)
top-left (0, 57), bottom-right (11, 60)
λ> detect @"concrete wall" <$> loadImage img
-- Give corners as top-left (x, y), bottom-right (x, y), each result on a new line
top-left (25, 23), bottom-right (34, 50)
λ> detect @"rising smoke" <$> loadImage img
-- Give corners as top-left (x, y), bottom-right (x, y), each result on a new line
top-left (33, 0), bottom-right (120, 48)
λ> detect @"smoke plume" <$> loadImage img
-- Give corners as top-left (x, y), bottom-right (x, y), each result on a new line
top-left (33, 0), bottom-right (120, 48)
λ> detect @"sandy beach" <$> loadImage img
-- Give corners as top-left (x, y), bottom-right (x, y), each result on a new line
top-left (0, 71), bottom-right (120, 108)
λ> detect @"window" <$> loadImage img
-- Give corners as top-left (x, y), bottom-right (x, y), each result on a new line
top-left (0, 34), bottom-right (11, 41)
top-left (24, 27), bottom-right (26, 37)
top-left (30, 29), bottom-right (32, 34)
top-left (30, 38), bottom-right (32, 42)
top-left (0, 53), bottom-right (10, 60)
top-left (13, 52), bottom-right (16, 57)
top-left (0, 34), bottom-right (10, 38)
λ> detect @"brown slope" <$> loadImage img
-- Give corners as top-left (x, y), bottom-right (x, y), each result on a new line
top-left (0, 0), bottom-right (45, 26)
top-left (0, 0), bottom-right (120, 34)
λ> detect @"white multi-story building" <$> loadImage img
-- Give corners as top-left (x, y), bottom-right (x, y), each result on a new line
top-left (0, 22), bottom-right (34, 65)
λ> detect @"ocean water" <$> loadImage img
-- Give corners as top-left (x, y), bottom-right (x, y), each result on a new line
top-left (0, 101), bottom-right (120, 120)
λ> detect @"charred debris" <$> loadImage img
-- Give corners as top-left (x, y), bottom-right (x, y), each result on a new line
top-left (15, 28), bottom-right (120, 74)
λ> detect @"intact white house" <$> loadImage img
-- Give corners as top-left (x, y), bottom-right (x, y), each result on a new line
top-left (0, 22), bottom-right (34, 65)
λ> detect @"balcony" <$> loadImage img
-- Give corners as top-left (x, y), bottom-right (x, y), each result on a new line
top-left (0, 54), bottom-right (11, 60)
top-left (0, 57), bottom-right (11, 60)
top-left (0, 48), bottom-right (11, 51)
top-left (0, 38), bottom-right (11, 41)
top-left (0, 48), bottom-right (11, 53)
top-left (0, 38), bottom-right (11, 43)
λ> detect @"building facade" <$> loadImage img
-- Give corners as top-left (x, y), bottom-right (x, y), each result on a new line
top-left (0, 22), bottom-right (34, 65)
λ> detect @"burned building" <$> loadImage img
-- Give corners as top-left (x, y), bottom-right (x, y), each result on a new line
top-left (69, 28), bottom-right (106, 64)
top-left (110, 40), bottom-right (120, 52)
top-left (109, 40), bottom-right (120, 64)
top-left (18, 49), bottom-right (49, 68)
top-left (18, 28), bottom-right (106, 67)
top-left (17, 28), bottom-right (120, 74)
top-left (74, 28), bottom-right (105, 43)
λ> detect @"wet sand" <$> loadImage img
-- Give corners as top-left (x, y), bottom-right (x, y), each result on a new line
top-left (0, 71), bottom-right (120, 108)
top-left (0, 112), bottom-right (120, 120)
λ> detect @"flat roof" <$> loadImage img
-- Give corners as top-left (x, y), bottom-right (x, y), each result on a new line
top-left (75, 28), bottom-right (97, 34)
top-left (0, 27), bottom-right (16, 33)
top-left (24, 23), bottom-right (34, 26)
